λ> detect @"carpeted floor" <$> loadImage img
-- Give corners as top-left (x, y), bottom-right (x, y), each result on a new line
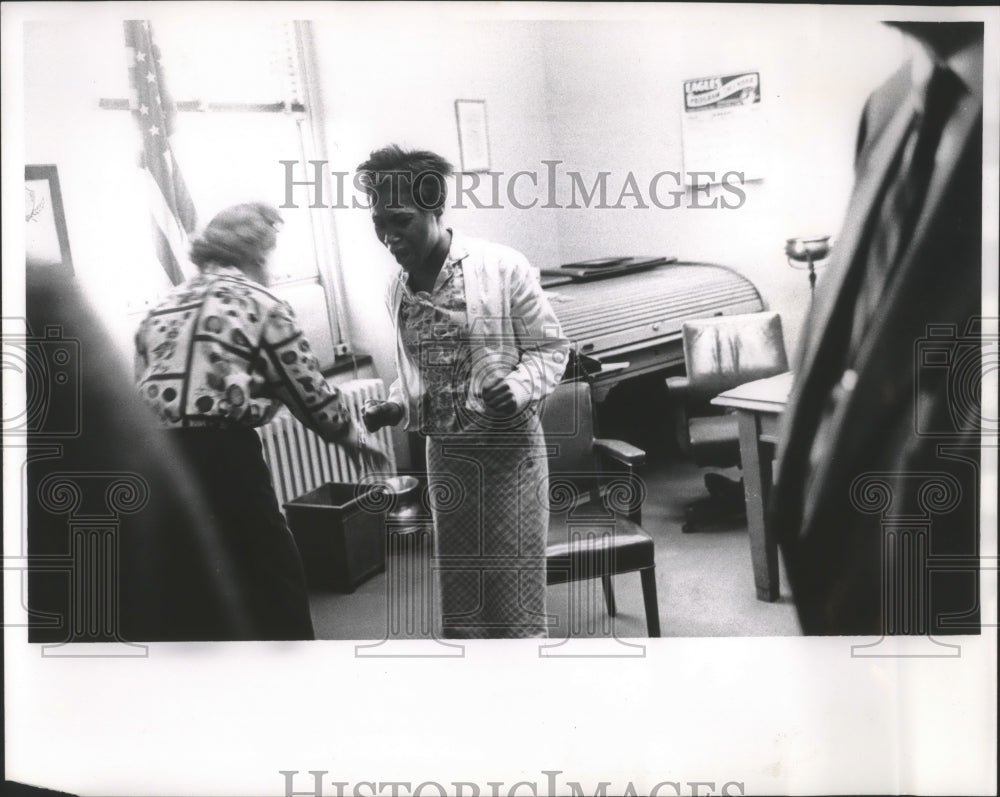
top-left (308, 459), bottom-right (801, 639)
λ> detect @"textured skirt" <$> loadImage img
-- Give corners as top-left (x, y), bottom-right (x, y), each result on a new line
top-left (426, 418), bottom-right (549, 639)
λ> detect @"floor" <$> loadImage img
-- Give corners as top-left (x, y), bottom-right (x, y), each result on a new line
top-left (308, 459), bottom-right (801, 639)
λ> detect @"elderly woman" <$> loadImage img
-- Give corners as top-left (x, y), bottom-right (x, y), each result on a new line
top-left (358, 146), bottom-right (569, 639)
top-left (134, 202), bottom-right (385, 640)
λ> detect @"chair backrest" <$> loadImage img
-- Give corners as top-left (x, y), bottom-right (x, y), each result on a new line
top-left (681, 311), bottom-right (789, 402)
top-left (538, 379), bottom-right (597, 475)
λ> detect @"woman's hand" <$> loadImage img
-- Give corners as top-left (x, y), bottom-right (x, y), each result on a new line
top-left (357, 440), bottom-right (391, 473)
top-left (362, 400), bottom-right (404, 432)
top-left (340, 422), bottom-right (391, 474)
top-left (482, 377), bottom-right (518, 417)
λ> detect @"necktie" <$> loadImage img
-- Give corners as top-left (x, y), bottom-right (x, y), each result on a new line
top-left (849, 64), bottom-right (963, 353)
top-left (801, 64), bottom-right (963, 514)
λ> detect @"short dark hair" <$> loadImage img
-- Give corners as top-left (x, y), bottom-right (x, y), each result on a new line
top-left (356, 144), bottom-right (453, 213)
top-left (189, 202), bottom-right (283, 271)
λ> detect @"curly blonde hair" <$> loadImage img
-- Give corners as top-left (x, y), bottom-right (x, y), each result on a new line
top-left (189, 203), bottom-right (283, 270)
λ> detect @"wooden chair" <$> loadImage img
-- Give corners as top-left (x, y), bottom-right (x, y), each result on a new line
top-left (665, 311), bottom-right (789, 531)
top-left (539, 380), bottom-right (661, 637)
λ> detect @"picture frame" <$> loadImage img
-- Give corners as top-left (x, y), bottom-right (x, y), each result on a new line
top-left (454, 99), bottom-right (490, 173)
top-left (25, 164), bottom-right (74, 275)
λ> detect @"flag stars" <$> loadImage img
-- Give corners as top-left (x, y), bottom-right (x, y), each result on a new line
top-left (136, 51), bottom-right (146, 62)
top-left (149, 125), bottom-right (161, 137)
top-left (146, 70), bottom-right (156, 83)
top-left (139, 104), bottom-right (149, 115)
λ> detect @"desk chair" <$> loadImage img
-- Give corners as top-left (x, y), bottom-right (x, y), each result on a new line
top-left (665, 311), bottom-right (788, 532)
top-left (539, 380), bottom-right (661, 637)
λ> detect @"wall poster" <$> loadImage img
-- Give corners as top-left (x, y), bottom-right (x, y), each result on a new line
top-left (681, 71), bottom-right (768, 186)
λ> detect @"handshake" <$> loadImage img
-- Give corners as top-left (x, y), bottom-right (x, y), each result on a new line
top-left (334, 400), bottom-right (405, 473)
top-left (362, 398), bottom-right (406, 432)
top-left (362, 378), bottom-right (520, 433)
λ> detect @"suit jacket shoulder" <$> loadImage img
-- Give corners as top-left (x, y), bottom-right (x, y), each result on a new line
top-left (855, 64), bottom-right (913, 162)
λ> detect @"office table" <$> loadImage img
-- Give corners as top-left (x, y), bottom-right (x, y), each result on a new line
top-left (711, 371), bottom-right (793, 602)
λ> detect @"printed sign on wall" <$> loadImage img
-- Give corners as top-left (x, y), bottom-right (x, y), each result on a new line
top-left (681, 71), bottom-right (768, 186)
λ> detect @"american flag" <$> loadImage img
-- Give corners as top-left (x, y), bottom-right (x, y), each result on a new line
top-left (124, 20), bottom-right (197, 286)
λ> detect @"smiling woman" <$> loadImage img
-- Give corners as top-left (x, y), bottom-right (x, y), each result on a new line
top-left (354, 144), bottom-right (571, 639)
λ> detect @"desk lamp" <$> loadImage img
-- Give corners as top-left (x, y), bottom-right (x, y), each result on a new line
top-left (785, 235), bottom-right (832, 300)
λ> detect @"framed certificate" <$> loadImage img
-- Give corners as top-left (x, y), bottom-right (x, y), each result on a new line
top-left (25, 164), bottom-right (74, 275)
top-left (454, 99), bottom-right (490, 173)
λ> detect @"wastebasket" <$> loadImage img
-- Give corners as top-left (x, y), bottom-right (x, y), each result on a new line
top-left (284, 482), bottom-right (387, 593)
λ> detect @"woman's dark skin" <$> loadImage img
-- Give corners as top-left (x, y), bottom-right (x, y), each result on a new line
top-left (362, 185), bottom-right (517, 432)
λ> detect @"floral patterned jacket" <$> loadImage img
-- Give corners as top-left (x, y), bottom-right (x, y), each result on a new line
top-left (135, 264), bottom-right (351, 437)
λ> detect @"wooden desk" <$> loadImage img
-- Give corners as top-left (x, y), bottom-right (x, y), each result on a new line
top-left (712, 372), bottom-right (793, 602)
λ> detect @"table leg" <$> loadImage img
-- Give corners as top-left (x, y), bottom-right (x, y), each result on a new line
top-left (735, 409), bottom-right (779, 602)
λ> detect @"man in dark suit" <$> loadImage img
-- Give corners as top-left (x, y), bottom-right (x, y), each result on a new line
top-left (771, 22), bottom-right (985, 636)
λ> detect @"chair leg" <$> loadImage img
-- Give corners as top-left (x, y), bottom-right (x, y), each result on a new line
top-left (640, 567), bottom-right (661, 637)
top-left (600, 575), bottom-right (617, 617)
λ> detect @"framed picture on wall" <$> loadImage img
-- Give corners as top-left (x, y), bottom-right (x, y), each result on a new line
top-left (454, 99), bottom-right (490, 173)
top-left (25, 164), bottom-right (74, 275)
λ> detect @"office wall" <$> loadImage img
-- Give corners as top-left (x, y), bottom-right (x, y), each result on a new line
top-left (538, 8), bottom-right (907, 355)
top-left (311, 9), bottom-right (907, 390)
top-left (19, 9), bottom-right (909, 419)
top-left (22, 19), bottom-right (170, 363)
top-left (21, 19), bottom-right (343, 368)
top-left (309, 16), bottom-right (559, 413)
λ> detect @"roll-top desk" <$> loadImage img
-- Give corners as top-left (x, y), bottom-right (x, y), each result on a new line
top-left (544, 262), bottom-right (765, 401)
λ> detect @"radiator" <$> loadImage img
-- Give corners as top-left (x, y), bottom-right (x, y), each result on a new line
top-left (257, 378), bottom-right (398, 508)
